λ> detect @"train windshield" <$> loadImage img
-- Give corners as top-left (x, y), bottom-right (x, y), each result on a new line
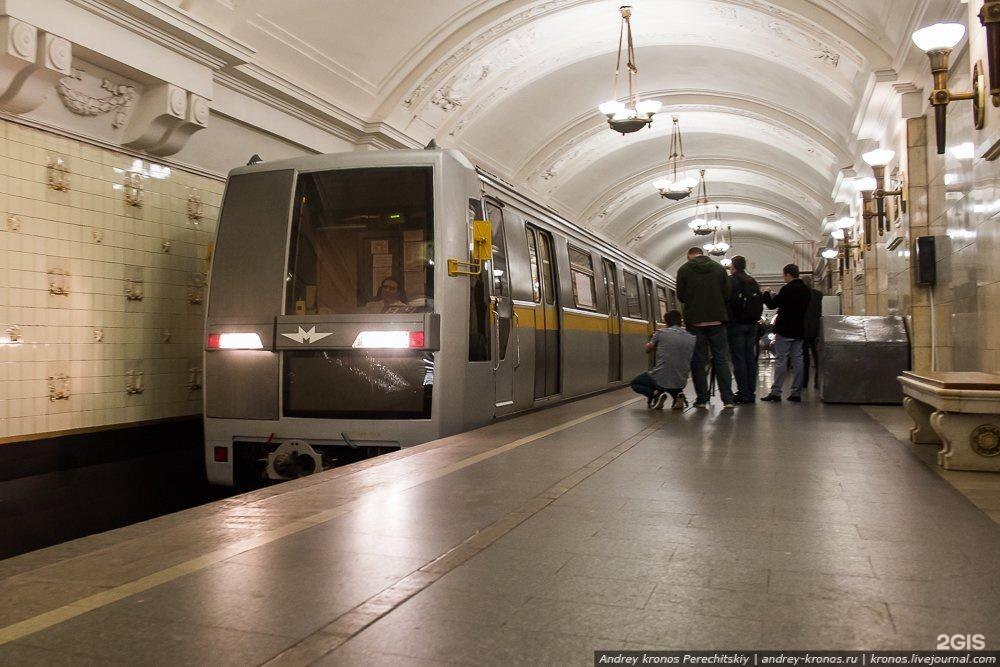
top-left (286, 167), bottom-right (434, 315)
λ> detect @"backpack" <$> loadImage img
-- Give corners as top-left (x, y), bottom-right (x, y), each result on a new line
top-left (732, 277), bottom-right (764, 322)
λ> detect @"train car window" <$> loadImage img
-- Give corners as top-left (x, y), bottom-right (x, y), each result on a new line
top-left (642, 277), bottom-right (655, 323)
top-left (623, 270), bottom-right (642, 318)
top-left (602, 259), bottom-right (619, 317)
top-left (567, 245), bottom-right (597, 310)
top-left (469, 199), bottom-right (490, 362)
top-left (537, 233), bottom-right (556, 305)
top-left (486, 201), bottom-right (511, 359)
top-left (656, 285), bottom-right (670, 323)
top-left (285, 167), bottom-right (433, 316)
top-left (525, 227), bottom-right (541, 302)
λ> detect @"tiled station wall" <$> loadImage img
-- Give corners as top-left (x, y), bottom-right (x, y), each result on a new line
top-left (0, 119), bottom-right (222, 441)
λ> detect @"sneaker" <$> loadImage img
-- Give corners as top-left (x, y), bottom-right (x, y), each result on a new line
top-left (671, 394), bottom-right (687, 410)
top-left (761, 394), bottom-right (781, 402)
top-left (722, 402), bottom-right (736, 409)
top-left (693, 401), bottom-right (708, 409)
top-left (737, 396), bottom-right (756, 404)
top-left (647, 395), bottom-right (656, 409)
top-left (788, 395), bottom-right (802, 403)
top-left (654, 393), bottom-right (668, 409)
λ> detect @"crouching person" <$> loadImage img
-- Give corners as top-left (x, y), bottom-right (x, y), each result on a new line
top-left (630, 310), bottom-right (696, 410)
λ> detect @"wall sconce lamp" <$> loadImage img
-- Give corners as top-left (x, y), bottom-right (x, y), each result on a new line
top-left (855, 177), bottom-right (878, 250)
top-left (912, 23), bottom-right (986, 154)
top-left (979, 1), bottom-right (1000, 106)
top-left (825, 229), bottom-right (860, 277)
top-left (861, 149), bottom-right (906, 233)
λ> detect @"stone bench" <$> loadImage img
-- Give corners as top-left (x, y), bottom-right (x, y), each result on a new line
top-left (898, 371), bottom-right (1000, 472)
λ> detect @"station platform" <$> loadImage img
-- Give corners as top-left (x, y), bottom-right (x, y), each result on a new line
top-left (1, 389), bottom-right (999, 664)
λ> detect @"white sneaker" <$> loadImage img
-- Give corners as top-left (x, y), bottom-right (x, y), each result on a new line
top-left (654, 393), bottom-right (668, 409)
top-left (723, 402), bottom-right (736, 409)
top-left (693, 402), bottom-right (708, 409)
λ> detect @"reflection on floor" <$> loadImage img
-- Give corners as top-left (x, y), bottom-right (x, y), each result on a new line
top-left (0, 386), bottom-right (999, 663)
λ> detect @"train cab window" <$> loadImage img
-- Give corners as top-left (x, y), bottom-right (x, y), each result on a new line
top-left (525, 227), bottom-right (542, 302)
top-left (656, 285), bottom-right (670, 323)
top-left (623, 270), bottom-right (642, 319)
top-left (285, 167), bottom-right (433, 316)
top-left (568, 245), bottom-right (597, 310)
top-left (537, 233), bottom-right (556, 305)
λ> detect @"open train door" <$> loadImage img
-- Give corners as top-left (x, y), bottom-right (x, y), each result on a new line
top-left (485, 200), bottom-right (517, 416)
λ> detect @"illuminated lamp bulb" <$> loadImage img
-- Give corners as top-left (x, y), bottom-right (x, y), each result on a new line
top-left (911, 22), bottom-right (966, 52)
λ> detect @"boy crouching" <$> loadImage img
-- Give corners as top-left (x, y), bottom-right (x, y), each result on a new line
top-left (629, 310), bottom-right (696, 410)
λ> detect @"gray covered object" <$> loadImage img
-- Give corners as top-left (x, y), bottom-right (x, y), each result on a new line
top-left (820, 315), bottom-right (910, 404)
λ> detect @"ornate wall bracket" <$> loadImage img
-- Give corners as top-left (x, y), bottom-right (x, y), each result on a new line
top-left (0, 18), bottom-right (72, 114)
top-left (124, 277), bottom-right (144, 301)
top-left (187, 193), bottom-right (203, 221)
top-left (125, 369), bottom-right (144, 395)
top-left (47, 373), bottom-right (71, 401)
top-left (5, 214), bottom-right (20, 231)
top-left (47, 268), bottom-right (69, 295)
top-left (123, 83), bottom-right (209, 156)
top-left (187, 272), bottom-right (206, 304)
top-left (57, 69), bottom-right (136, 127)
top-left (3, 325), bottom-right (21, 344)
top-left (123, 172), bottom-right (143, 206)
top-left (47, 157), bottom-right (69, 191)
top-left (187, 366), bottom-right (203, 391)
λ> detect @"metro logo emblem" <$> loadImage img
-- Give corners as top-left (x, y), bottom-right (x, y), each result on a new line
top-left (281, 326), bottom-right (332, 344)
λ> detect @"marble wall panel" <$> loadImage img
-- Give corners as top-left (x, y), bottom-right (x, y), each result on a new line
top-left (0, 119), bottom-right (221, 440)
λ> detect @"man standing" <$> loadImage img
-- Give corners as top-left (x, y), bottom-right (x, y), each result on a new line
top-left (761, 264), bottom-right (812, 402)
top-left (802, 279), bottom-right (823, 389)
top-left (675, 247), bottom-right (736, 409)
top-left (629, 310), bottom-right (696, 410)
top-left (726, 256), bottom-right (764, 404)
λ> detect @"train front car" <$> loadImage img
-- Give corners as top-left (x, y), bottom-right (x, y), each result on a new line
top-left (204, 150), bottom-right (479, 487)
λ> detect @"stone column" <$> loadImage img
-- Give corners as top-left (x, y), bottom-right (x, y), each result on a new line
top-left (906, 116), bottom-right (932, 372)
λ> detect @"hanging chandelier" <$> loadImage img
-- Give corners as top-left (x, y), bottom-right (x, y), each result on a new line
top-left (704, 220), bottom-right (731, 256)
top-left (652, 117), bottom-right (698, 200)
top-left (687, 171), bottom-right (718, 236)
top-left (597, 6), bottom-right (661, 134)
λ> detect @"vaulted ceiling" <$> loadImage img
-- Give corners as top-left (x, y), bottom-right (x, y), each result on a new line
top-left (212, 0), bottom-right (964, 274)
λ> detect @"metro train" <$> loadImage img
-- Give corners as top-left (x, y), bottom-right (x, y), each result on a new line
top-left (203, 149), bottom-right (677, 487)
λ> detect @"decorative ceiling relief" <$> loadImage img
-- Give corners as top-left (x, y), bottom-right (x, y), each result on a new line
top-left (402, 0), bottom-right (569, 110)
top-left (56, 70), bottom-right (136, 128)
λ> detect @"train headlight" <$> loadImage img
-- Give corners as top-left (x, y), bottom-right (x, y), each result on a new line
top-left (207, 332), bottom-right (264, 349)
top-left (353, 331), bottom-right (424, 348)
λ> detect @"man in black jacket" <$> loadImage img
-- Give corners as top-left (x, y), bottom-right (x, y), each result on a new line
top-left (726, 255), bottom-right (763, 404)
top-left (802, 280), bottom-right (824, 389)
top-left (761, 264), bottom-right (812, 402)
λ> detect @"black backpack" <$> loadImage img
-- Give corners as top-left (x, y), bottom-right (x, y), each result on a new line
top-left (732, 277), bottom-right (764, 322)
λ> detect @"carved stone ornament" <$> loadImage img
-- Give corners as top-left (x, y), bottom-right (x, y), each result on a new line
top-left (161, 240), bottom-right (172, 253)
top-left (47, 268), bottom-right (69, 295)
top-left (92, 228), bottom-right (104, 243)
top-left (971, 424), bottom-right (1000, 457)
top-left (161, 329), bottom-right (172, 343)
top-left (47, 157), bottom-right (69, 191)
top-left (3, 325), bottom-right (21, 344)
top-left (123, 172), bottom-right (143, 207)
top-left (56, 70), bottom-right (136, 127)
top-left (187, 272), bottom-right (207, 304)
top-left (187, 193), bottom-right (204, 221)
top-left (125, 369), bottom-right (144, 395)
top-left (123, 84), bottom-right (209, 157)
top-left (47, 373), bottom-right (71, 401)
top-left (92, 328), bottom-right (103, 342)
top-left (5, 214), bottom-right (20, 231)
top-left (124, 277), bottom-right (144, 301)
top-left (187, 366), bottom-right (203, 391)
top-left (0, 19), bottom-right (73, 114)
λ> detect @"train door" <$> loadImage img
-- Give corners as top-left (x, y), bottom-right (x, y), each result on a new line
top-left (485, 200), bottom-right (516, 415)
top-left (526, 225), bottom-right (560, 398)
top-left (602, 259), bottom-right (622, 382)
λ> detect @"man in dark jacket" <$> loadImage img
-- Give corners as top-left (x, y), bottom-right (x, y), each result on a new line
top-left (802, 280), bottom-right (824, 389)
top-left (675, 247), bottom-right (736, 408)
top-left (761, 263), bottom-right (812, 402)
top-left (725, 256), bottom-right (763, 403)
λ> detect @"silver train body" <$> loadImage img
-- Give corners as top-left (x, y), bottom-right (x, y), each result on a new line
top-left (204, 149), bottom-right (677, 487)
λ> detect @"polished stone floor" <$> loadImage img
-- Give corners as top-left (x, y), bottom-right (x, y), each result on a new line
top-left (1, 388), bottom-right (999, 665)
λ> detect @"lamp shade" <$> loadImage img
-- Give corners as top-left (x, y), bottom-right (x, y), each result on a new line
top-left (835, 216), bottom-right (854, 229)
top-left (821, 248), bottom-right (839, 260)
top-left (688, 217), bottom-right (708, 230)
top-left (831, 229), bottom-right (845, 240)
top-left (911, 23), bottom-right (965, 52)
top-left (635, 99), bottom-right (662, 116)
top-left (854, 177), bottom-right (878, 192)
top-left (652, 178), bottom-right (672, 190)
top-left (862, 149), bottom-right (896, 167)
top-left (599, 100), bottom-right (625, 117)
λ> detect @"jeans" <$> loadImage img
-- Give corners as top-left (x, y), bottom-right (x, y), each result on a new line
top-left (728, 323), bottom-right (758, 399)
top-left (769, 334), bottom-right (804, 397)
top-left (687, 325), bottom-right (735, 404)
top-left (629, 373), bottom-right (681, 401)
top-left (802, 337), bottom-right (819, 388)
